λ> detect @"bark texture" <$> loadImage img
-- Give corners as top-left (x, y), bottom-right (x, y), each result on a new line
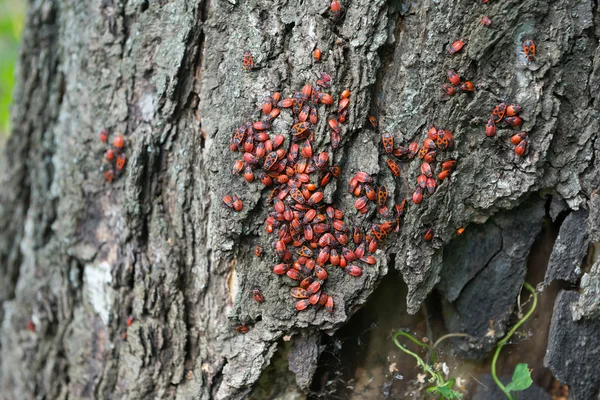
top-left (1, 0), bottom-right (600, 399)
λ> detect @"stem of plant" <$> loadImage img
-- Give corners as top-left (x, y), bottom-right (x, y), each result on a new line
top-left (491, 282), bottom-right (538, 400)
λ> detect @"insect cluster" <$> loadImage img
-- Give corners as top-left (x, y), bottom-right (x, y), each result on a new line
top-left (99, 129), bottom-right (127, 182)
top-left (442, 69), bottom-right (475, 96)
top-left (485, 102), bottom-right (527, 156)
top-left (226, 64), bottom-right (405, 314)
top-left (223, 0), bottom-right (538, 320)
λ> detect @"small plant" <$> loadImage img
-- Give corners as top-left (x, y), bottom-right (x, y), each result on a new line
top-left (392, 331), bottom-right (467, 399)
top-left (490, 282), bottom-right (537, 399)
top-left (393, 281), bottom-right (538, 399)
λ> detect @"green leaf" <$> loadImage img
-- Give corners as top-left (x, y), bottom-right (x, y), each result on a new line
top-left (505, 363), bottom-right (533, 392)
top-left (428, 381), bottom-right (463, 399)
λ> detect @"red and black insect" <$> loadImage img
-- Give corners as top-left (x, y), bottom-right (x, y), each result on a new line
top-left (330, 0), bottom-right (341, 18)
top-left (113, 135), bottom-right (124, 149)
top-left (448, 40), bottom-right (465, 55)
top-left (99, 129), bottom-right (108, 143)
top-left (523, 39), bottom-right (536, 61)
top-left (253, 289), bottom-right (265, 303)
top-left (460, 81), bottom-right (475, 92)
top-left (386, 159), bottom-right (401, 177)
top-left (486, 118), bottom-right (497, 137)
top-left (515, 140), bottom-right (528, 156)
top-left (511, 132), bottom-right (527, 145)
top-left (442, 84), bottom-right (455, 96)
top-left (506, 105), bottom-right (522, 117)
top-left (448, 70), bottom-right (460, 86)
top-left (492, 102), bottom-right (507, 122)
top-left (313, 48), bottom-right (321, 62)
top-left (424, 228), bottom-right (434, 241)
top-left (243, 51), bottom-right (254, 70)
top-left (481, 16), bottom-right (491, 27)
top-left (382, 132), bottom-right (394, 154)
top-left (505, 116), bottom-right (523, 127)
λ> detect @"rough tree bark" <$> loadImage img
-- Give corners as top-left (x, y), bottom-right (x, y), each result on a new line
top-left (1, 0), bottom-right (599, 399)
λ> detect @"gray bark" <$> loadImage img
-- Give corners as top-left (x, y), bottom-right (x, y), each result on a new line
top-left (1, 0), bottom-right (600, 399)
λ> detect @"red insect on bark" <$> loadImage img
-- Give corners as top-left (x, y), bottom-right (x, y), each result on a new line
top-left (346, 265), bottom-right (363, 277)
top-left (460, 81), bottom-right (475, 92)
top-left (296, 299), bottom-right (310, 311)
top-left (421, 162), bottom-right (433, 177)
top-left (104, 169), bottom-right (115, 182)
top-left (355, 196), bottom-right (369, 211)
top-left (243, 165), bottom-right (254, 183)
top-left (523, 39), bottom-right (536, 61)
top-left (386, 159), bottom-right (401, 177)
top-left (232, 195), bottom-right (243, 211)
top-left (442, 84), bottom-right (455, 96)
top-left (506, 105), bottom-right (522, 117)
top-left (338, 98), bottom-right (350, 114)
top-left (448, 40), bottom-right (465, 55)
top-left (505, 116), bottom-right (523, 127)
top-left (424, 228), bottom-right (434, 241)
top-left (382, 132), bottom-right (394, 154)
top-left (99, 129), bottom-right (108, 143)
top-left (486, 118), bottom-right (497, 137)
top-left (448, 70), bottom-right (460, 85)
top-left (273, 263), bottom-right (289, 275)
top-left (263, 152), bottom-right (279, 170)
top-left (315, 265), bottom-right (328, 280)
top-left (427, 125), bottom-right (438, 140)
top-left (105, 149), bottom-right (115, 163)
top-left (299, 277), bottom-right (314, 290)
top-left (330, 0), bottom-right (341, 17)
top-left (426, 178), bottom-right (436, 195)
top-left (243, 51), bottom-right (254, 70)
top-left (492, 102), bottom-right (507, 122)
top-left (328, 117), bottom-right (341, 134)
top-left (307, 281), bottom-right (321, 295)
top-left (368, 115), bottom-right (378, 127)
top-left (481, 16), bottom-right (492, 26)
top-left (254, 246), bottom-right (263, 257)
top-left (442, 159), bottom-right (457, 171)
top-left (286, 269), bottom-right (302, 280)
top-left (253, 289), bottom-right (265, 303)
top-left (412, 187), bottom-right (423, 204)
top-left (515, 140), bottom-right (528, 156)
top-left (424, 151), bottom-right (437, 163)
top-left (417, 174), bottom-right (427, 189)
top-left (511, 132), bottom-right (527, 145)
top-left (313, 48), bottom-right (322, 62)
top-left (113, 135), bottom-right (125, 149)
top-left (325, 296), bottom-right (334, 313)
top-left (408, 142), bottom-right (419, 158)
top-left (223, 195), bottom-right (234, 209)
top-left (236, 325), bottom-right (250, 333)
top-left (330, 131), bottom-right (341, 149)
top-left (317, 247), bottom-right (330, 265)
top-left (320, 93), bottom-right (334, 105)
top-left (291, 287), bottom-right (309, 299)
top-left (262, 96), bottom-right (273, 114)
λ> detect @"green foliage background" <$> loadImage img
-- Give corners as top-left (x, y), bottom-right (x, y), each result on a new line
top-left (0, 0), bottom-right (26, 137)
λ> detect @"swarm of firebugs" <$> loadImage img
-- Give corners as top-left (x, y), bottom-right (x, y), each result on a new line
top-left (485, 102), bottom-right (527, 156)
top-left (99, 129), bottom-right (127, 182)
top-left (227, 66), bottom-right (405, 314)
top-left (442, 69), bottom-right (475, 96)
top-left (377, 122), bottom-right (456, 245)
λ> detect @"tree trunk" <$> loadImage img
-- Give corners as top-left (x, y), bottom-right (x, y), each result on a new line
top-left (1, 0), bottom-right (599, 399)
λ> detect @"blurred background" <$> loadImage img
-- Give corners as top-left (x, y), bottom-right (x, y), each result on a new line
top-left (0, 0), bottom-right (26, 140)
